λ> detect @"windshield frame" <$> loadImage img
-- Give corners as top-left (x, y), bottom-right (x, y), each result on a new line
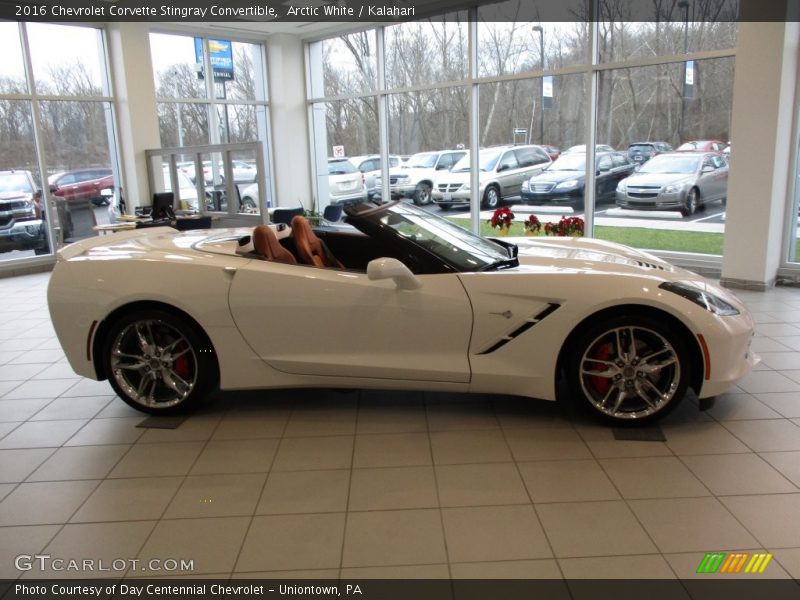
top-left (345, 201), bottom-right (516, 273)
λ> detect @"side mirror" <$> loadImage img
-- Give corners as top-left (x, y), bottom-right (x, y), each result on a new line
top-left (49, 184), bottom-right (57, 193)
top-left (367, 257), bottom-right (421, 290)
top-left (497, 164), bottom-right (509, 172)
top-left (702, 165), bottom-right (714, 173)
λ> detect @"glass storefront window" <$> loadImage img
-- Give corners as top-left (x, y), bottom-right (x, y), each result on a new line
top-left (0, 22), bottom-right (27, 94)
top-left (385, 16), bottom-right (468, 89)
top-left (27, 24), bottom-right (107, 96)
top-left (593, 57), bottom-right (734, 255)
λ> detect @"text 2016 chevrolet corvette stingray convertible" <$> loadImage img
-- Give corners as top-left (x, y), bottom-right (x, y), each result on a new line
top-left (47, 201), bottom-right (757, 424)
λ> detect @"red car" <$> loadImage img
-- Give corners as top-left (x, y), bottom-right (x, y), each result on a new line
top-left (48, 168), bottom-right (115, 206)
top-left (676, 140), bottom-right (727, 153)
top-left (541, 145), bottom-right (561, 161)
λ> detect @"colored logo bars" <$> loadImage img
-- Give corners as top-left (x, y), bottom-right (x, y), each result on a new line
top-left (696, 552), bottom-right (773, 574)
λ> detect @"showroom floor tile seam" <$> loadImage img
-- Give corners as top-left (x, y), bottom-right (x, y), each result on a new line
top-left (494, 409), bottom-right (567, 580)
top-left (228, 396), bottom-right (295, 576)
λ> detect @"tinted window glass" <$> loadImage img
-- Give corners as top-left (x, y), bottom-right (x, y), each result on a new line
top-left (498, 151), bottom-right (518, 171)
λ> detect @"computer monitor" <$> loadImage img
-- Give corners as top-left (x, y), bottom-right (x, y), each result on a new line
top-left (152, 192), bottom-right (175, 220)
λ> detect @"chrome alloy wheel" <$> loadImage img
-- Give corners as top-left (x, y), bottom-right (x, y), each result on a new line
top-left (109, 319), bottom-right (198, 409)
top-left (579, 326), bottom-right (681, 420)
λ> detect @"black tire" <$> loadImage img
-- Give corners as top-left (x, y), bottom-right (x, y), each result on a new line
top-left (565, 314), bottom-right (689, 425)
top-left (102, 309), bottom-right (217, 415)
top-left (413, 182), bottom-right (433, 205)
top-left (680, 188), bottom-right (698, 217)
top-left (482, 186), bottom-right (501, 209)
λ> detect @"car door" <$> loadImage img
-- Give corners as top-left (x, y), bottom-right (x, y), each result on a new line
top-left (228, 261), bottom-right (473, 383)
top-left (515, 147), bottom-right (550, 183)
top-left (496, 150), bottom-right (521, 196)
top-left (594, 155), bottom-right (614, 200)
top-left (698, 156), bottom-right (724, 201)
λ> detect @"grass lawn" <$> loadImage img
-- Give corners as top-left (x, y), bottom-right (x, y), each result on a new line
top-left (447, 218), bottom-right (725, 255)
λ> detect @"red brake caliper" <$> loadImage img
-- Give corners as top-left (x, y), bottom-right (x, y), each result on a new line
top-left (174, 343), bottom-right (190, 379)
top-left (590, 342), bottom-right (612, 395)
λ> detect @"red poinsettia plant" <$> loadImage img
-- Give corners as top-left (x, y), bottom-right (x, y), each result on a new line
top-left (488, 206), bottom-right (515, 229)
top-left (523, 214), bottom-right (542, 234)
top-left (544, 215), bottom-right (585, 236)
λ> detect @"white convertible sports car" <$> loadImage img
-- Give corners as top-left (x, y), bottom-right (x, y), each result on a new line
top-left (47, 201), bottom-right (757, 424)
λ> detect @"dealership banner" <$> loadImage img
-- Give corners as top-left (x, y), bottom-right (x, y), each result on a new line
top-left (0, 0), bottom-right (788, 23)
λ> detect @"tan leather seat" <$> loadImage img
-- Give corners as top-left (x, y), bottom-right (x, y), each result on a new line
top-left (291, 215), bottom-right (343, 268)
top-left (252, 224), bottom-right (297, 265)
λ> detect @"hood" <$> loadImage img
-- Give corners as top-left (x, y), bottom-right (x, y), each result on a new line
top-left (436, 171), bottom-right (472, 184)
top-left (511, 235), bottom-right (687, 277)
top-left (529, 169), bottom-right (585, 185)
top-left (0, 191), bottom-right (31, 202)
top-left (625, 173), bottom-right (694, 187)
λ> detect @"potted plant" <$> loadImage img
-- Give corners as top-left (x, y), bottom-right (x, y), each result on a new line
top-left (523, 215), bottom-right (542, 236)
top-left (488, 206), bottom-right (515, 235)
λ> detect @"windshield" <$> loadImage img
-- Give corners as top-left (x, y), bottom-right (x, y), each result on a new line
top-left (328, 160), bottom-right (356, 175)
top-left (348, 202), bottom-right (513, 272)
top-left (452, 150), bottom-right (501, 173)
top-left (548, 154), bottom-right (587, 172)
top-left (639, 155), bottom-right (700, 175)
top-left (0, 173), bottom-right (33, 194)
top-left (406, 153), bottom-right (437, 168)
top-left (629, 144), bottom-right (655, 152)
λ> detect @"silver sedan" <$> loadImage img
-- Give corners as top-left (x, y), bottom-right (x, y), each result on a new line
top-left (616, 152), bottom-right (728, 217)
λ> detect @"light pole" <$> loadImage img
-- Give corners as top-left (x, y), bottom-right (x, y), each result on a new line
top-left (678, 0), bottom-right (690, 142)
top-left (532, 25), bottom-right (544, 144)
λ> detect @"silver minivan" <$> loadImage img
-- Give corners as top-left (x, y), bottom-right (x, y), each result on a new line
top-left (432, 145), bottom-right (552, 209)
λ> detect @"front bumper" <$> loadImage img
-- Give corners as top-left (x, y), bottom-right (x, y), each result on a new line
top-left (616, 189), bottom-right (686, 210)
top-left (432, 188), bottom-right (473, 206)
top-left (0, 219), bottom-right (45, 252)
top-left (698, 313), bottom-right (759, 398)
top-left (520, 189), bottom-right (581, 205)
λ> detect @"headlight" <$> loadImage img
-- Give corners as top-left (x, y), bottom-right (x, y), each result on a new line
top-left (659, 281), bottom-right (740, 316)
top-left (395, 175), bottom-right (409, 183)
top-left (556, 179), bottom-right (578, 189)
top-left (521, 180), bottom-right (530, 191)
top-left (617, 180), bottom-right (627, 191)
top-left (664, 182), bottom-right (686, 194)
top-left (462, 182), bottom-right (470, 191)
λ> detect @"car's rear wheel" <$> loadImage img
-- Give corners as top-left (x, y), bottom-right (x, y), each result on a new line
top-left (413, 183), bottom-right (433, 205)
top-left (103, 309), bottom-right (217, 414)
top-left (680, 188), bottom-right (698, 217)
top-left (482, 186), bottom-right (501, 209)
top-left (565, 315), bottom-right (689, 424)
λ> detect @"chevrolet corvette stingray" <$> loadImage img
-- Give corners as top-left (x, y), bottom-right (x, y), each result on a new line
top-left (47, 201), bottom-right (757, 424)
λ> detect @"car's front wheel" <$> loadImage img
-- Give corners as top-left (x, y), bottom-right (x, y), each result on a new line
top-left (413, 183), bottom-right (433, 205)
top-left (482, 186), bottom-right (501, 209)
top-left (102, 309), bottom-right (217, 414)
top-left (565, 315), bottom-right (689, 424)
top-left (680, 188), bottom-right (698, 217)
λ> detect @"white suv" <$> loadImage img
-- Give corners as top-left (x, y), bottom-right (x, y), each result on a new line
top-left (433, 145), bottom-right (552, 209)
top-left (376, 150), bottom-right (467, 205)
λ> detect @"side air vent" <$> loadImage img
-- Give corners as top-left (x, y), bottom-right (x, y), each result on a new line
top-left (634, 260), bottom-right (666, 270)
top-left (477, 304), bottom-right (560, 355)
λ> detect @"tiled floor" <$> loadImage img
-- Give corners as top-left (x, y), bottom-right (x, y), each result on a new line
top-left (1, 272), bottom-right (800, 581)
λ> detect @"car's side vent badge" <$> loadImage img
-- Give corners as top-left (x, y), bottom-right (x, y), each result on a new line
top-left (478, 304), bottom-right (560, 355)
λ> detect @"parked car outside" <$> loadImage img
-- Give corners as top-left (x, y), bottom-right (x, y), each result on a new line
top-left (0, 170), bottom-right (49, 254)
top-left (326, 159), bottom-right (368, 205)
top-left (48, 168), bottom-right (114, 207)
top-left (348, 154), bottom-right (401, 199)
top-left (562, 144), bottom-right (615, 155)
top-left (627, 141), bottom-right (673, 164)
top-left (677, 140), bottom-right (727, 153)
top-left (432, 145), bottom-right (552, 209)
top-left (616, 151), bottom-right (728, 216)
top-left (521, 151), bottom-right (635, 210)
top-left (180, 160), bottom-right (257, 185)
top-left (375, 149), bottom-right (467, 205)
top-left (541, 145), bottom-right (561, 161)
